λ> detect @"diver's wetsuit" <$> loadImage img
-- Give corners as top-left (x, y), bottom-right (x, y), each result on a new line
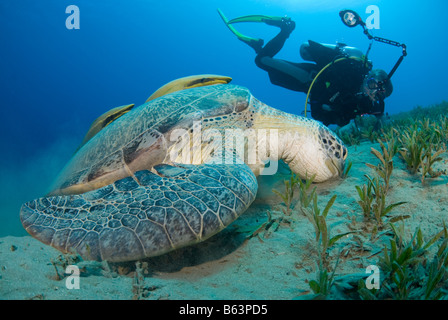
top-left (307, 47), bottom-right (384, 127)
top-left (255, 26), bottom-right (384, 127)
top-left (254, 23), bottom-right (316, 93)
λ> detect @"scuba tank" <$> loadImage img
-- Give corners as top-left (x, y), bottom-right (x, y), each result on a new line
top-left (300, 40), bottom-right (368, 65)
top-left (300, 40), bottom-right (373, 117)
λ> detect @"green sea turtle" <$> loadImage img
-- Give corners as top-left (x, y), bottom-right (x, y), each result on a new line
top-left (79, 74), bottom-right (232, 147)
top-left (20, 81), bottom-right (347, 262)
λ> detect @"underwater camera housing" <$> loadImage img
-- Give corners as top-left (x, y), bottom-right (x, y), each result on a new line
top-left (339, 10), bottom-right (364, 28)
top-left (339, 9), bottom-right (407, 85)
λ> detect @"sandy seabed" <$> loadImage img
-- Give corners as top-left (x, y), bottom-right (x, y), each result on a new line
top-left (1, 141), bottom-right (447, 300)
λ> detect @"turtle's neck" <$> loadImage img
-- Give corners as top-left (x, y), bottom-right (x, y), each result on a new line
top-left (251, 97), bottom-right (316, 169)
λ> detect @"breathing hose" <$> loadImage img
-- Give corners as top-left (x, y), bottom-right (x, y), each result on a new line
top-left (303, 56), bottom-right (366, 117)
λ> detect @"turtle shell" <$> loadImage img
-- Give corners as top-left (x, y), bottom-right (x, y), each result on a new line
top-left (50, 84), bottom-right (251, 196)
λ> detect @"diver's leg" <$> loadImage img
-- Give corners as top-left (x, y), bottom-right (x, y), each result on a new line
top-left (237, 17), bottom-right (296, 54)
top-left (253, 18), bottom-right (316, 92)
top-left (245, 38), bottom-right (264, 54)
top-left (257, 18), bottom-right (296, 57)
top-left (256, 59), bottom-right (315, 92)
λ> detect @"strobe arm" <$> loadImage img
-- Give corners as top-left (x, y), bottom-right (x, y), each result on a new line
top-left (362, 26), bottom-right (407, 81)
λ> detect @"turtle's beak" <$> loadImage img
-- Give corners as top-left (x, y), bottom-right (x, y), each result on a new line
top-left (325, 158), bottom-right (345, 178)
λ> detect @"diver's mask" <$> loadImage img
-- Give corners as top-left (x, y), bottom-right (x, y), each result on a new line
top-left (363, 76), bottom-right (386, 102)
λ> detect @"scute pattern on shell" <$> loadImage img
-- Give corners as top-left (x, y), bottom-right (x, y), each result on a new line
top-left (50, 85), bottom-right (252, 194)
top-left (21, 163), bottom-right (257, 262)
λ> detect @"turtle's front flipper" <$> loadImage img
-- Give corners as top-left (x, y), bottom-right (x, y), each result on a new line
top-left (20, 163), bottom-right (257, 262)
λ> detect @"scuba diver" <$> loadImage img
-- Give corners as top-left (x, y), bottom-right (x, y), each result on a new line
top-left (218, 10), bottom-right (396, 128)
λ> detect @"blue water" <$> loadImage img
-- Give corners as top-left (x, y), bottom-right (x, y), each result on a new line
top-left (1, 0), bottom-right (447, 236)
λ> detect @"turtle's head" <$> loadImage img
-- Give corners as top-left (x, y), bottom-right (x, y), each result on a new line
top-left (285, 125), bottom-right (347, 182)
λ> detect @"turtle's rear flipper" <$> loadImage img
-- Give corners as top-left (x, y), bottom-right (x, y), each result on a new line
top-left (20, 163), bottom-right (257, 262)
